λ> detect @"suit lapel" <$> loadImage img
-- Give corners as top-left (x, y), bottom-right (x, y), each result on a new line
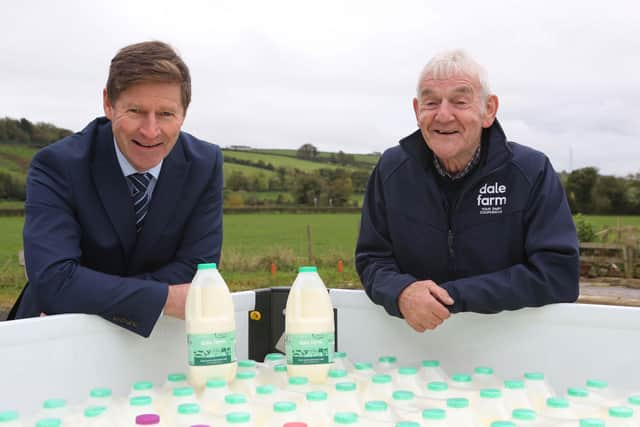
top-left (131, 135), bottom-right (190, 271)
top-left (91, 123), bottom-right (137, 258)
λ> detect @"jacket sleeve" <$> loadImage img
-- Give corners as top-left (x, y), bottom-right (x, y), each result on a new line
top-left (24, 149), bottom-right (166, 337)
top-left (135, 149), bottom-right (223, 284)
top-left (440, 159), bottom-right (580, 313)
top-left (355, 165), bottom-right (418, 317)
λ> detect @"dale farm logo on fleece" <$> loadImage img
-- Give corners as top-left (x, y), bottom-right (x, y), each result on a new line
top-left (477, 182), bottom-right (508, 215)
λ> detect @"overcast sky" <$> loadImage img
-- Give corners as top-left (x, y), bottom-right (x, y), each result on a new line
top-left (1, 0), bottom-right (639, 175)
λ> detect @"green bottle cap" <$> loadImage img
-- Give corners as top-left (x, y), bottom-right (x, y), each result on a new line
top-left (236, 371), bottom-right (257, 380)
top-left (546, 397), bottom-right (569, 408)
top-left (452, 374), bottom-right (472, 383)
top-left (328, 369), bottom-right (348, 378)
top-left (579, 420), bottom-right (605, 427)
top-left (398, 367), bottom-right (418, 375)
top-left (336, 382), bottom-right (357, 392)
top-left (421, 360), bottom-right (440, 367)
top-left (273, 401), bottom-right (296, 413)
top-left (167, 373), bottom-right (187, 382)
top-left (586, 379), bottom-right (608, 389)
top-left (257, 384), bottom-right (276, 395)
top-left (89, 388), bottom-right (112, 398)
top-left (475, 366), bottom-right (494, 375)
top-left (225, 394), bottom-right (247, 405)
top-left (395, 422), bottom-right (420, 427)
top-left (354, 362), bottom-right (373, 370)
top-left (568, 387), bottom-right (589, 398)
top-left (490, 422), bottom-right (515, 427)
top-left (422, 408), bottom-right (446, 420)
top-left (0, 411), bottom-right (19, 422)
top-left (378, 356), bottom-right (397, 363)
top-left (177, 403), bottom-right (200, 415)
top-left (628, 395), bottom-right (640, 406)
top-left (298, 266), bottom-right (317, 273)
top-left (609, 406), bottom-right (633, 418)
top-left (35, 419), bottom-right (61, 427)
top-left (524, 372), bottom-right (544, 380)
top-left (480, 388), bottom-right (502, 399)
top-left (335, 351), bottom-right (347, 359)
top-left (288, 376), bottom-right (309, 385)
top-left (512, 408), bottom-right (536, 420)
top-left (83, 406), bottom-right (106, 418)
top-left (197, 263), bottom-right (217, 270)
top-left (274, 364), bottom-right (287, 373)
top-left (172, 387), bottom-right (194, 397)
top-left (447, 398), bottom-right (469, 408)
top-left (306, 391), bottom-right (328, 401)
top-left (226, 412), bottom-right (251, 423)
top-left (428, 381), bottom-right (448, 392)
top-left (371, 374), bottom-right (392, 384)
top-left (43, 399), bottom-right (66, 409)
top-left (504, 380), bottom-right (525, 389)
top-left (206, 378), bottom-right (227, 389)
top-left (129, 396), bottom-right (152, 406)
top-left (334, 412), bottom-right (358, 424)
top-left (265, 353), bottom-right (284, 362)
top-left (392, 390), bottom-right (414, 401)
top-left (133, 381), bottom-right (153, 391)
top-left (365, 401), bottom-right (388, 412)
top-left (238, 359), bottom-right (256, 368)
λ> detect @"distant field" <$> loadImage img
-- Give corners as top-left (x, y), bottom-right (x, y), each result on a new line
top-left (223, 162), bottom-right (278, 181)
top-left (223, 150), bottom-right (361, 172)
top-left (2, 213), bottom-right (639, 309)
top-left (253, 148), bottom-right (380, 166)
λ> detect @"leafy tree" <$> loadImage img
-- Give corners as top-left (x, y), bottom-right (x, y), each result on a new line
top-left (593, 175), bottom-right (627, 214)
top-left (296, 143), bottom-right (318, 160)
top-left (226, 171), bottom-right (250, 191)
top-left (293, 174), bottom-right (325, 205)
top-left (565, 167), bottom-right (599, 213)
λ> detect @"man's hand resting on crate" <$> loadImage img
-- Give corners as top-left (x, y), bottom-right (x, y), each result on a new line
top-left (164, 283), bottom-right (190, 319)
top-left (398, 280), bottom-right (454, 332)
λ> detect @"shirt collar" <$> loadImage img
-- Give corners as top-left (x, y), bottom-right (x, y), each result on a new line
top-left (113, 137), bottom-right (162, 180)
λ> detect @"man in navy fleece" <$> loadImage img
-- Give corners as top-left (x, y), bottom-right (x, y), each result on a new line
top-left (355, 49), bottom-right (579, 332)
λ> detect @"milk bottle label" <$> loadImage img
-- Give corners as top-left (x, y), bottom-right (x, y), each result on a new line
top-left (187, 331), bottom-right (236, 366)
top-left (286, 333), bottom-right (335, 365)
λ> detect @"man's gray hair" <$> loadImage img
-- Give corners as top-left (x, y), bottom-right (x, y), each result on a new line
top-left (416, 49), bottom-right (491, 100)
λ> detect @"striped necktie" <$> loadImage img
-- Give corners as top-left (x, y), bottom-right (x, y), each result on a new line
top-left (127, 172), bottom-right (153, 233)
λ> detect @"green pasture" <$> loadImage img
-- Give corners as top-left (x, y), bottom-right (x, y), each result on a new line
top-left (1, 213), bottom-right (639, 310)
top-left (223, 162), bottom-right (278, 181)
top-left (252, 148), bottom-right (380, 166)
top-left (223, 150), bottom-right (361, 172)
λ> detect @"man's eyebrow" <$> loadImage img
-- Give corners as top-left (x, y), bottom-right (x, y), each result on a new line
top-left (420, 86), bottom-right (474, 98)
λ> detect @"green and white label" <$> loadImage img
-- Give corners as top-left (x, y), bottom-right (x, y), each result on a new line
top-left (187, 331), bottom-right (236, 366)
top-left (286, 333), bottom-right (334, 365)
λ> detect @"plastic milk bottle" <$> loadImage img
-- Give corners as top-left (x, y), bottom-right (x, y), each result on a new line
top-left (285, 266), bottom-right (335, 384)
top-left (185, 263), bottom-right (237, 388)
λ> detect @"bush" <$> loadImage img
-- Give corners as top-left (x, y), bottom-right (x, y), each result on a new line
top-left (574, 214), bottom-right (596, 242)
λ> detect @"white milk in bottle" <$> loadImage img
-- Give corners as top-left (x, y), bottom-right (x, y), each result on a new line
top-left (185, 263), bottom-right (237, 388)
top-left (285, 266), bottom-right (335, 384)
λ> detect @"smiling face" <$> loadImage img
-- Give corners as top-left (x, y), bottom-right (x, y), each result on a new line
top-left (413, 72), bottom-right (498, 173)
top-left (103, 81), bottom-right (185, 172)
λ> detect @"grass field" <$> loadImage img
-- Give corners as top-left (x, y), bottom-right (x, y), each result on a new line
top-left (223, 162), bottom-right (278, 181)
top-left (223, 150), bottom-right (361, 172)
top-left (1, 213), bottom-right (638, 309)
top-left (253, 148), bottom-right (380, 166)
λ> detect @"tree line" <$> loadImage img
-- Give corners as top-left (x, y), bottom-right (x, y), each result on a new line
top-left (0, 117), bottom-right (73, 147)
top-left (563, 167), bottom-right (640, 215)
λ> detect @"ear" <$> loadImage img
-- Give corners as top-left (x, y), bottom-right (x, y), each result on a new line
top-left (412, 97), bottom-right (420, 125)
top-left (481, 94), bottom-right (499, 128)
top-left (103, 88), bottom-right (113, 120)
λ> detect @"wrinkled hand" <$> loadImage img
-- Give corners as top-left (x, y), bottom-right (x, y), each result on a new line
top-left (164, 283), bottom-right (190, 319)
top-left (398, 280), bottom-right (454, 332)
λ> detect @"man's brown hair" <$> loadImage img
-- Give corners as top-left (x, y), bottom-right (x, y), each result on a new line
top-left (106, 41), bottom-right (191, 112)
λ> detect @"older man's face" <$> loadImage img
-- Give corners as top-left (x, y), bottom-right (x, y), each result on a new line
top-left (413, 72), bottom-right (497, 170)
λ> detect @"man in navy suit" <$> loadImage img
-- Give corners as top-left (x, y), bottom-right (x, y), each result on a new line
top-left (8, 41), bottom-right (223, 337)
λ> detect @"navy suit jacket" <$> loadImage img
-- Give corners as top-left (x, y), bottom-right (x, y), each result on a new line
top-left (10, 117), bottom-right (223, 337)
